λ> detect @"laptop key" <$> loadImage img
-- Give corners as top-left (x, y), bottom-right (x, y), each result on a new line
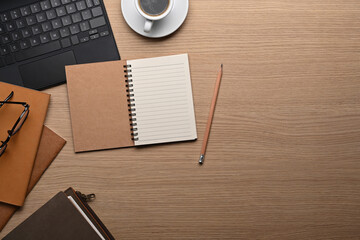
top-left (16, 19), bottom-right (26, 28)
top-left (20, 39), bottom-right (30, 49)
top-left (40, 33), bottom-right (51, 43)
top-left (52, 19), bottom-right (62, 29)
top-left (61, 16), bottom-right (72, 26)
top-left (89, 29), bottom-right (97, 35)
top-left (42, 22), bottom-right (52, 32)
top-left (15, 40), bottom-right (61, 61)
top-left (61, 38), bottom-right (71, 48)
top-left (76, 1), bottom-right (87, 11)
top-left (92, 7), bottom-right (103, 17)
top-left (20, 6), bottom-right (31, 17)
top-left (80, 36), bottom-right (89, 42)
top-left (61, 0), bottom-right (71, 4)
top-left (100, 30), bottom-right (109, 37)
top-left (36, 12), bottom-right (47, 22)
top-left (72, 13), bottom-right (82, 23)
top-left (51, 0), bottom-right (62, 8)
top-left (81, 10), bottom-right (92, 20)
top-left (69, 24), bottom-right (80, 34)
top-left (26, 16), bottom-right (37, 26)
top-left (10, 10), bottom-right (21, 20)
top-left (71, 35), bottom-right (79, 45)
top-left (86, 0), bottom-right (93, 8)
top-left (0, 46), bottom-right (10, 55)
top-left (5, 22), bottom-right (16, 32)
top-left (60, 27), bottom-right (70, 37)
top-left (40, 0), bottom-right (51, 11)
top-left (93, 0), bottom-right (100, 6)
top-left (0, 13), bottom-right (10, 22)
top-left (21, 28), bottom-right (31, 38)
top-left (46, 9), bottom-right (57, 20)
top-left (89, 16), bottom-right (105, 29)
top-left (32, 25), bottom-right (42, 35)
top-left (1, 35), bottom-right (10, 44)
top-left (9, 43), bottom-right (20, 53)
top-left (29, 36), bottom-right (41, 46)
top-left (80, 21), bottom-right (90, 31)
top-left (66, 4), bottom-right (76, 14)
top-left (50, 30), bottom-right (60, 40)
top-left (90, 33), bottom-right (99, 40)
top-left (11, 32), bottom-right (21, 41)
top-left (56, 6), bottom-right (67, 17)
top-left (30, 3), bottom-right (41, 14)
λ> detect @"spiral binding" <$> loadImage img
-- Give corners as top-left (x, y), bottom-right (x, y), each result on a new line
top-left (124, 64), bottom-right (139, 141)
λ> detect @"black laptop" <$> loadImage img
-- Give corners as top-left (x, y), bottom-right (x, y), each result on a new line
top-left (0, 0), bottom-right (120, 90)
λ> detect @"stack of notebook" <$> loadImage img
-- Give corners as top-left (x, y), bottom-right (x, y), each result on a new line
top-left (1, 53), bottom-right (198, 237)
top-left (0, 83), bottom-right (66, 231)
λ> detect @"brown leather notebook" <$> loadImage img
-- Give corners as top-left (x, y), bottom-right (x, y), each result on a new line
top-left (0, 83), bottom-right (50, 206)
top-left (3, 188), bottom-right (115, 240)
top-left (0, 126), bottom-right (66, 232)
top-left (66, 54), bottom-right (197, 152)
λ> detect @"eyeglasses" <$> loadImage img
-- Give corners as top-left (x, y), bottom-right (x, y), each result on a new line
top-left (0, 91), bottom-right (30, 157)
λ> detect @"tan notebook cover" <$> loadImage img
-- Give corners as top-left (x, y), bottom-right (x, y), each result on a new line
top-left (0, 126), bottom-right (66, 232)
top-left (66, 60), bottom-right (134, 152)
top-left (0, 83), bottom-right (50, 206)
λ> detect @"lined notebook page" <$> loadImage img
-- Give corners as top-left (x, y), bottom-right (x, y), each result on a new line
top-left (127, 54), bottom-right (197, 146)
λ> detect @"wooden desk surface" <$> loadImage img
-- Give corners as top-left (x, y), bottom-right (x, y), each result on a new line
top-left (1, 0), bottom-right (360, 239)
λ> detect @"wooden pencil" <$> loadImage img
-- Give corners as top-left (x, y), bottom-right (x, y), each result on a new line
top-left (199, 64), bottom-right (223, 165)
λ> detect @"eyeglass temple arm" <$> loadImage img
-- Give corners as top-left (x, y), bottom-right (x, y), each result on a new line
top-left (0, 91), bottom-right (14, 108)
top-left (0, 101), bottom-right (28, 105)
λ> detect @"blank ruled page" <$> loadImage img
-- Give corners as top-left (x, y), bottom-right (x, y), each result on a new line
top-left (127, 54), bottom-right (197, 146)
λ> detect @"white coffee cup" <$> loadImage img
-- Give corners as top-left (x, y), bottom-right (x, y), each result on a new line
top-left (135, 0), bottom-right (174, 33)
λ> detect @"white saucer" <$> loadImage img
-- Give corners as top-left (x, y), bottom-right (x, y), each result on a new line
top-left (121, 0), bottom-right (189, 38)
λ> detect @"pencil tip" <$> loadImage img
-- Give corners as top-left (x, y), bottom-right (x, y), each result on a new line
top-left (221, 64), bottom-right (223, 69)
top-left (199, 155), bottom-right (205, 165)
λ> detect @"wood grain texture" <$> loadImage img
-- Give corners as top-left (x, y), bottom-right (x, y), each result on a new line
top-left (1, 0), bottom-right (360, 239)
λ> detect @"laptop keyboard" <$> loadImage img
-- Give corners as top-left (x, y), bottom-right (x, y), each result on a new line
top-left (0, 0), bottom-right (111, 68)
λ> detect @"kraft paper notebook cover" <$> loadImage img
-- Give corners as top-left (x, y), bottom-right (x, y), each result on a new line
top-left (0, 83), bottom-right (50, 206)
top-left (66, 54), bottom-right (197, 152)
top-left (3, 188), bottom-right (115, 240)
top-left (0, 126), bottom-right (66, 232)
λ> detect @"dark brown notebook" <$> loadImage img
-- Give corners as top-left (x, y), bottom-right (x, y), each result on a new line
top-left (3, 188), bottom-right (115, 240)
top-left (0, 126), bottom-right (66, 232)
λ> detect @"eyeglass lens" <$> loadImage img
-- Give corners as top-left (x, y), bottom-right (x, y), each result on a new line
top-left (12, 109), bottom-right (29, 135)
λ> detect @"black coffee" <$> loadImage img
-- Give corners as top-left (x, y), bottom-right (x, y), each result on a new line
top-left (139, 0), bottom-right (170, 16)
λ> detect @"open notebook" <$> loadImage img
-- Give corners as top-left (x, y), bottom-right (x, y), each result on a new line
top-left (66, 54), bottom-right (197, 152)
